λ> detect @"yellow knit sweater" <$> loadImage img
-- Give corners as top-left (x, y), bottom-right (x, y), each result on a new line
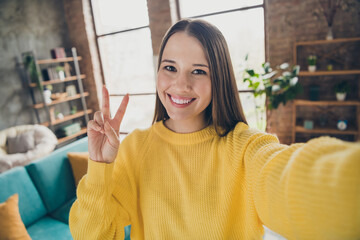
top-left (69, 121), bottom-right (360, 239)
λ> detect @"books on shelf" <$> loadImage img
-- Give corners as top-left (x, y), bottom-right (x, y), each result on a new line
top-left (42, 67), bottom-right (65, 81)
top-left (50, 47), bottom-right (66, 59)
top-left (55, 122), bottom-right (81, 138)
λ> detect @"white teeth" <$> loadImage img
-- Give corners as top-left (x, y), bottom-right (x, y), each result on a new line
top-left (171, 96), bottom-right (192, 104)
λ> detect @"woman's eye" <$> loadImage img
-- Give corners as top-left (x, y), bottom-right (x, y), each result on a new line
top-left (164, 66), bottom-right (176, 72)
top-left (193, 69), bottom-right (207, 75)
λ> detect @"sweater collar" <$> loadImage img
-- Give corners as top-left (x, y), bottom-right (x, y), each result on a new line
top-left (153, 121), bottom-right (217, 145)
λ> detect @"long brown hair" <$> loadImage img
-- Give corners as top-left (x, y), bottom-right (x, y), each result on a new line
top-left (153, 19), bottom-right (247, 136)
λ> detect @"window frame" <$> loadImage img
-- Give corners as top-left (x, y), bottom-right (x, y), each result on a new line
top-left (89, 0), bottom-right (155, 97)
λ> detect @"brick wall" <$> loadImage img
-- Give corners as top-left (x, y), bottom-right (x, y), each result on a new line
top-left (63, 0), bottom-right (103, 115)
top-left (265, 0), bottom-right (360, 144)
top-left (147, 0), bottom-right (173, 57)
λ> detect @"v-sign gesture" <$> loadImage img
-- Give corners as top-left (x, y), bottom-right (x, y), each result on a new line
top-left (87, 86), bottom-right (129, 163)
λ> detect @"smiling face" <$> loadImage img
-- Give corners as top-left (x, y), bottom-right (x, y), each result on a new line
top-left (157, 32), bottom-right (212, 133)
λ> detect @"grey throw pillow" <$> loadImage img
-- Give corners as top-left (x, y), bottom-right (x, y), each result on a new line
top-left (7, 130), bottom-right (35, 154)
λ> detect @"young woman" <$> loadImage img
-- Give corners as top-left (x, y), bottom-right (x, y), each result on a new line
top-left (69, 19), bottom-right (360, 239)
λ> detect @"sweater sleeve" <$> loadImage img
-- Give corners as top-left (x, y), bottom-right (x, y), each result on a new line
top-left (243, 132), bottom-right (360, 239)
top-left (69, 130), bottom-right (144, 240)
top-left (69, 160), bottom-right (130, 240)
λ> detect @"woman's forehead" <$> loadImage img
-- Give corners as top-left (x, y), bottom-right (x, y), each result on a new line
top-left (162, 32), bottom-right (208, 64)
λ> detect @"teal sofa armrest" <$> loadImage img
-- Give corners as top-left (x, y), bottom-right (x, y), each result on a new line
top-left (0, 166), bottom-right (47, 227)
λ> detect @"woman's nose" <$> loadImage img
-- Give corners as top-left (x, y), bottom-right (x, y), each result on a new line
top-left (174, 72), bottom-right (191, 91)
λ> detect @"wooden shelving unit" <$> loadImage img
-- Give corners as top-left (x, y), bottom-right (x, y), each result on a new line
top-left (292, 38), bottom-right (360, 143)
top-left (57, 128), bottom-right (87, 144)
top-left (36, 56), bottom-right (82, 65)
top-left (295, 126), bottom-right (358, 135)
top-left (294, 100), bottom-right (360, 106)
top-left (33, 92), bottom-right (89, 109)
top-left (29, 74), bottom-right (86, 87)
top-left (299, 70), bottom-right (360, 76)
top-left (41, 109), bottom-right (93, 127)
top-left (23, 48), bottom-right (90, 146)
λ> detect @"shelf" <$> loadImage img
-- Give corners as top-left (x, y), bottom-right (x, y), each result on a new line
top-left (57, 127), bottom-right (87, 144)
top-left (41, 109), bottom-right (93, 127)
top-left (36, 56), bottom-right (82, 65)
top-left (33, 92), bottom-right (89, 109)
top-left (29, 75), bottom-right (86, 87)
top-left (294, 100), bottom-right (360, 106)
top-left (292, 38), bottom-right (360, 143)
top-left (295, 126), bottom-right (358, 135)
top-left (298, 70), bottom-right (360, 76)
top-left (295, 37), bottom-right (360, 46)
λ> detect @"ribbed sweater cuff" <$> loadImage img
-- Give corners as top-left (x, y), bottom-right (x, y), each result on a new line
top-left (87, 158), bottom-right (115, 186)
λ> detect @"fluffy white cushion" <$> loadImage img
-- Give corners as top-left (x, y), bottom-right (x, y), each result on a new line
top-left (0, 125), bottom-right (58, 173)
top-left (7, 130), bottom-right (35, 154)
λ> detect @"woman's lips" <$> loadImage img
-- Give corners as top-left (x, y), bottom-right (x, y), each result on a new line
top-left (168, 94), bottom-right (195, 108)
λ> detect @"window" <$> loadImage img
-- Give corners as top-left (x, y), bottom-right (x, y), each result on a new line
top-left (179, 1), bottom-right (266, 130)
top-left (91, 0), bottom-right (265, 134)
top-left (91, 0), bottom-right (156, 135)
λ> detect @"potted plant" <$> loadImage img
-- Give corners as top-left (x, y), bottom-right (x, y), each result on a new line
top-left (307, 55), bottom-right (317, 72)
top-left (23, 53), bottom-right (43, 92)
top-left (243, 62), bottom-right (303, 110)
top-left (334, 81), bottom-right (350, 101)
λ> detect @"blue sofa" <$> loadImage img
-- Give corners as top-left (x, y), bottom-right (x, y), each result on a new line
top-left (0, 137), bottom-right (131, 239)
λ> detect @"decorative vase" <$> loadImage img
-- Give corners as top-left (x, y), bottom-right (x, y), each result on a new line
top-left (43, 89), bottom-right (52, 104)
top-left (58, 70), bottom-right (65, 80)
top-left (308, 65), bottom-right (316, 72)
top-left (326, 26), bottom-right (333, 40)
top-left (336, 92), bottom-right (346, 101)
top-left (337, 120), bottom-right (348, 131)
top-left (304, 120), bottom-right (314, 130)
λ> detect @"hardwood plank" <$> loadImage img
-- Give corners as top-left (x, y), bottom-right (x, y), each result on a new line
top-left (33, 92), bottom-right (89, 109)
top-left (299, 70), bottom-right (360, 76)
top-left (57, 128), bottom-right (87, 144)
top-left (41, 109), bottom-right (93, 127)
top-left (295, 37), bottom-right (360, 46)
top-left (29, 75), bottom-right (86, 87)
top-left (36, 56), bottom-right (82, 65)
top-left (294, 100), bottom-right (360, 106)
top-left (295, 126), bottom-right (358, 135)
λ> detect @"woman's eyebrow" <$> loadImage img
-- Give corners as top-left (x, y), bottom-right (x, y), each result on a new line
top-left (162, 59), bottom-right (175, 63)
top-left (161, 59), bottom-right (209, 68)
top-left (193, 63), bottom-right (209, 68)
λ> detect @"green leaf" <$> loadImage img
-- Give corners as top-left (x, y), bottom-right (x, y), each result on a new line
top-left (246, 69), bottom-right (256, 76)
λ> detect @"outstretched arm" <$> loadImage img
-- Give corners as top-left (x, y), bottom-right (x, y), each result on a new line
top-left (69, 86), bottom-right (131, 239)
top-left (245, 134), bottom-right (360, 239)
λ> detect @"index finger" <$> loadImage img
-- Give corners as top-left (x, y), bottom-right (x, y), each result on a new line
top-left (102, 85), bottom-right (110, 121)
top-left (113, 94), bottom-right (129, 128)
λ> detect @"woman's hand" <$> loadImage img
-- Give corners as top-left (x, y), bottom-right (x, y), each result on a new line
top-left (87, 86), bottom-right (129, 163)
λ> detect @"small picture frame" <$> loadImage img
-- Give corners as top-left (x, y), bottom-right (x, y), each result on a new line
top-left (66, 85), bottom-right (77, 96)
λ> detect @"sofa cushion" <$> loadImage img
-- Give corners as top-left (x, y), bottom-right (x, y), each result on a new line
top-left (26, 153), bottom-right (76, 213)
top-left (0, 194), bottom-right (31, 240)
top-left (67, 152), bottom-right (89, 186)
top-left (27, 216), bottom-right (73, 240)
top-left (0, 166), bottom-right (47, 227)
top-left (25, 137), bottom-right (88, 213)
top-left (7, 130), bottom-right (35, 154)
top-left (50, 197), bottom-right (76, 224)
